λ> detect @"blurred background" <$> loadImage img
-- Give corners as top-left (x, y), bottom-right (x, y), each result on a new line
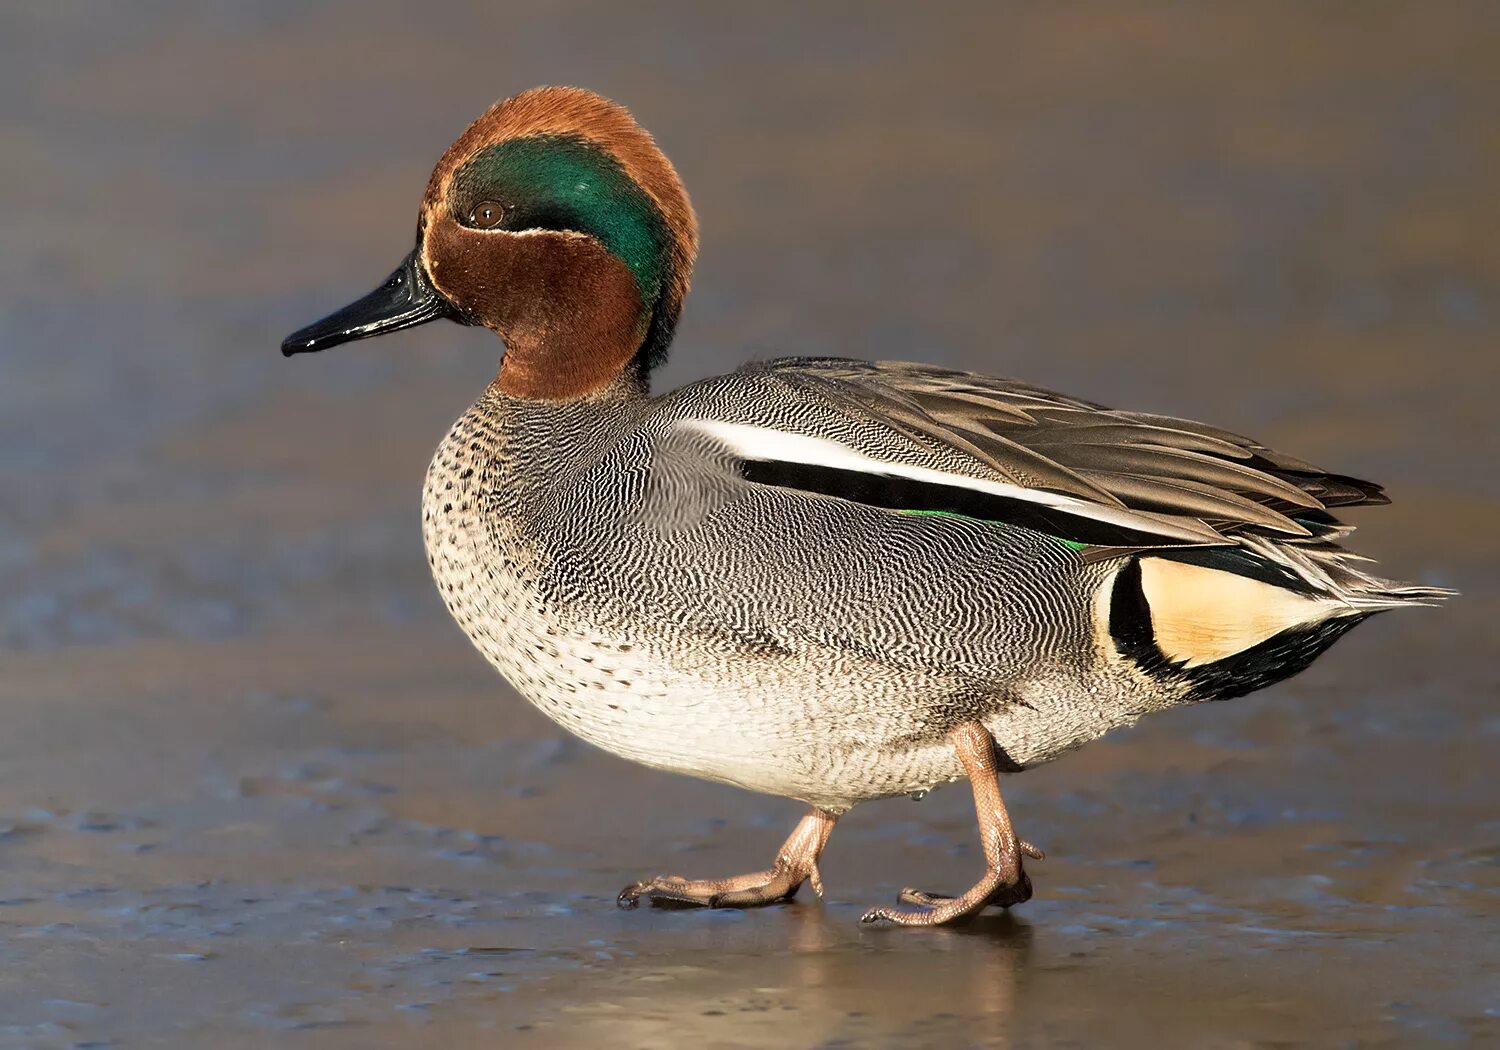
top-left (2, 2), bottom-right (1495, 1046)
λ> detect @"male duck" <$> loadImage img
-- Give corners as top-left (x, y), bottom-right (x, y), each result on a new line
top-left (284, 87), bottom-right (1449, 926)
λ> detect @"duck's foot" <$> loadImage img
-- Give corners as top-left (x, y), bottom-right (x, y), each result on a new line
top-left (895, 843), bottom-right (1045, 912)
top-left (862, 722), bottom-right (1043, 927)
top-left (618, 807), bottom-right (838, 910)
top-left (868, 843), bottom-right (1043, 925)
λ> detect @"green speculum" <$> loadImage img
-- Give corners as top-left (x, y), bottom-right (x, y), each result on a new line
top-left (451, 134), bottom-right (669, 310)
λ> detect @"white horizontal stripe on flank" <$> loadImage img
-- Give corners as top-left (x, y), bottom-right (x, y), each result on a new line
top-left (676, 419), bottom-right (1213, 543)
top-left (680, 419), bottom-right (1091, 511)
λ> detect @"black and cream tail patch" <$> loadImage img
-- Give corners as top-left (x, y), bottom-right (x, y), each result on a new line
top-left (1108, 554), bottom-right (1367, 701)
top-left (1134, 556), bottom-right (1341, 668)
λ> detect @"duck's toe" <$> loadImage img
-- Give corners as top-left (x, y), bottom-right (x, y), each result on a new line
top-left (617, 808), bottom-right (839, 913)
top-left (862, 864), bottom-right (1036, 926)
top-left (617, 868), bottom-right (804, 910)
top-left (896, 886), bottom-right (953, 908)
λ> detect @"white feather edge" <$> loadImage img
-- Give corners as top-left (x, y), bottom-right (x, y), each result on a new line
top-left (676, 419), bottom-right (1218, 545)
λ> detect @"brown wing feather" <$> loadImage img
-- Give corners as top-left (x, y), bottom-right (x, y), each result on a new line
top-left (758, 357), bottom-right (1389, 545)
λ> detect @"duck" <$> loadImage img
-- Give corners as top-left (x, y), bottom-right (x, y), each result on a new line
top-left (282, 86), bottom-right (1451, 927)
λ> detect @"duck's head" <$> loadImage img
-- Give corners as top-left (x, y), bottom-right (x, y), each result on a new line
top-left (282, 87), bottom-right (697, 400)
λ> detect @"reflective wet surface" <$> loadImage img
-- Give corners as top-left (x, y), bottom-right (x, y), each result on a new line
top-left (2, 3), bottom-right (1495, 1046)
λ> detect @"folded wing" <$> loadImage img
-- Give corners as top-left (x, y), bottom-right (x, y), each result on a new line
top-left (673, 356), bottom-right (1389, 552)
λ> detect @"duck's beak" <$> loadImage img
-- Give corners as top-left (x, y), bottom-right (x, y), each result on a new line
top-left (281, 248), bottom-right (460, 356)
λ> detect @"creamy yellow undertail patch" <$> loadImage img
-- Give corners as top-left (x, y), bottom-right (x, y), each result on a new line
top-left (1138, 557), bottom-right (1338, 668)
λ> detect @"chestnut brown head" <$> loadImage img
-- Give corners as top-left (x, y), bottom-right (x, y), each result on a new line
top-left (282, 87), bottom-right (698, 400)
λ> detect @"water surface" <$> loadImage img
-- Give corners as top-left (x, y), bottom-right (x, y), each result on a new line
top-left (1, 4), bottom-right (1495, 1046)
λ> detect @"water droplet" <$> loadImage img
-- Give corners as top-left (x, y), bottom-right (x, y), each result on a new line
top-left (908, 790), bottom-right (928, 802)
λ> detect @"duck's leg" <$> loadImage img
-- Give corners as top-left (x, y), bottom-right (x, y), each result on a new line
top-left (861, 721), bottom-right (1044, 926)
top-left (618, 807), bottom-right (839, 909)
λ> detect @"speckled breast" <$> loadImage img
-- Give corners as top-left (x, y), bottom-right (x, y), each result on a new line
top-left (419, 397), bottom-right (820, 800)
top-left (421, 402), bottom-right (648, 741)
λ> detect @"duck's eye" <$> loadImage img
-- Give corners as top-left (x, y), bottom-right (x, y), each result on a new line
top-left (469, 201), bottom-right (507, 229)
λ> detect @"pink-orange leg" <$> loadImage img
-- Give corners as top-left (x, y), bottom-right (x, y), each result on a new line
top-left (618, 807), bottom-right (839, 909)
top-left (862, 721), bottom-right (1044, 926)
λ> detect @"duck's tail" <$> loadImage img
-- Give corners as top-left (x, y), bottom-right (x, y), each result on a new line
top-left (1109, 518), bottom-right (1453, 698)
top-left (1230, 520), bottom-right (1456, 612)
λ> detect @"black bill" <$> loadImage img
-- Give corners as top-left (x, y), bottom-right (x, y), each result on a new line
top-left (281, 248), bottom-right (460, 356)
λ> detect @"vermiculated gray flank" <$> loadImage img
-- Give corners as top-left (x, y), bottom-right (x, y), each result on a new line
top-left (421, 356), bottom-right (1444, 811)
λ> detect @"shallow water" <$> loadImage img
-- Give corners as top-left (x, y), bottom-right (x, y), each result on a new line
top-left (2, 3), bottom-right (1496, 1046)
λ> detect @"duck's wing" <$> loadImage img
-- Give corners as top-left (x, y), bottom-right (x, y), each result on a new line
top-left (660, 356), bottom-right (1389, 552)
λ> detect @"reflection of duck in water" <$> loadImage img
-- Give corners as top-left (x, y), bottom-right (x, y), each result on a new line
top-left (283, 87), bottom-right (1451, 926)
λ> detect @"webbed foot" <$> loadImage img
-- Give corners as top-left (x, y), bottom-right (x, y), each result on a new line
top-left (861, 724), bottom-right (1044, 927)
top-left (618, 808), bottom-right (837, 910)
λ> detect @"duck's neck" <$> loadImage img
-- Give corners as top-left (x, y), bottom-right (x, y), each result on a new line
top-left (473, 363), bottom-right (646, 482)
top-left (491, 344), bottom-right (650, 403)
